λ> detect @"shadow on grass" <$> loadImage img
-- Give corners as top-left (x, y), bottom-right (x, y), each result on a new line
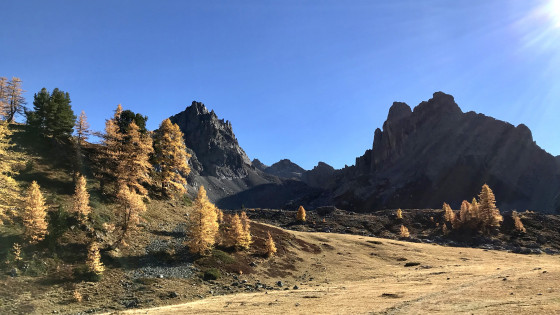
top-left (16, 171), bottom-right (74, 195)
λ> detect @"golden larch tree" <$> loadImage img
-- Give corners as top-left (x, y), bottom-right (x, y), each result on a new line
top-left (296, 205), bottom-right (306, 222)
top-left (72, 175), bottom-right (91, 224)
top-left (3, 77), bottom-right (25, 122)
top-left (265, 231), bottom-right (277, 257)
top-left (75, 110), bottom-right (91, 145)
top-left (512, 211), bottom-right (526, 233)
top-left (22, 181), bottom-right (48, 244)
top-left (400, 225), bottom-right (410, 238)
top-left (442, 202), bottom-right (456, 229)
top-left (0, 120), bottom-right (23, 224)
top-left (396, 208), bottom-right (403, 219)
top-left (118, 121), bottom-right (153, 196)
top-left (114, 184), bottom-right (146, 247)
top-left (86, 241), bottom-right (104, 275)
top-left (153, 118), bottom-right (191, 197)
top-left (478, 184), bottom-right (503, 233)
top-left (96, 106), bottom-right (124, 194)
top-left (240, 211), bottom-right (252, 249)
top-left (187, 186), bottom-right (219, 255)
top-left (0, 77), bottom-right (7, 115)
top-left (228, 213), bottom-right (247, 250)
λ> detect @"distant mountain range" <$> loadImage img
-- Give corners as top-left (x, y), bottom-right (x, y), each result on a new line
top-left (169, 93), bottom-right (560, 213)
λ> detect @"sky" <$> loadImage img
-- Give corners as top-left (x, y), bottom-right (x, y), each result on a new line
top-left (1, 0), bottom-right (560, 170)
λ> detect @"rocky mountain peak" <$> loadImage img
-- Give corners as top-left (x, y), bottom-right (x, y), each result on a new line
top-left (387, 102), bottom-right (412, 123)
top-left (413, 91), bottom-right (462, 120)
top-left (169, 101), bottom-right (251, 178)
top-left (263, 159), bottom-right (305, 179)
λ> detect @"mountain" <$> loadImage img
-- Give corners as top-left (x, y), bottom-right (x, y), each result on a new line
top-left (261, 159), bottom-right (305, 180)
top-left (170, 94), bottom-right (560, 214)
top-left (169, 101), bottom-right (320, 209)
top-left (328, 92), bottom-right (560, 213)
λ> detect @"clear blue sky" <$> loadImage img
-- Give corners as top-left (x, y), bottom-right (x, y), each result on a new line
top-left (2, 0), bottom-right (559, 169)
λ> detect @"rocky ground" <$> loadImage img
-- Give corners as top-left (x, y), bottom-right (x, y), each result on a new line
top-left (242, 207), bottom-right (560, 255)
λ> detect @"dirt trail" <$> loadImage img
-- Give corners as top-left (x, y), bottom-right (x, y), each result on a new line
top-left (122, 230), bottom-right (560, 314)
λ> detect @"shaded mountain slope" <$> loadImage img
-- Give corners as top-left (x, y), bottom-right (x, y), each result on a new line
top-left (330, 92), bottom-right (560, 213)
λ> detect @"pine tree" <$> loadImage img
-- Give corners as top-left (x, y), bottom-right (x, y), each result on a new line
top-left (187, 186), bottom-right (219, 255)
top-left (478, 184), bottom-right (503, 234)
top-left (240, 211), bottom-right (252, 249)
top-left (265, 231), bottom-right (277, 257)
top-left (25, 87), bottom-right (76, 139)
top-left (74, 111), bottom-right (91, 145)
top-left (152, 118), bottom-right (191, 197)
top-left (72, 175), bottom-right (91, 224)
top-left (296, 205), bottom-right (306, 222)
top-left (86, 241), bottom-right (104, 275)
top-left (400, 225), bottom-right (410, 238)
top-left (396, 208), bottom-right (403, 220)
top-left (22, 181), bottom-right (48, 244)
top-left (4, 77), bottom-right (26, 122)
top-left (0, 121), bottom-right (23, 224)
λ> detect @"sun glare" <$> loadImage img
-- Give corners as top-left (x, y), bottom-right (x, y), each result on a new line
top-left (547, 0), bottom-right (560, 27)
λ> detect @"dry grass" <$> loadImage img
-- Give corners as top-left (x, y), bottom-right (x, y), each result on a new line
top-left (125, 228), bottom-right (560, 315)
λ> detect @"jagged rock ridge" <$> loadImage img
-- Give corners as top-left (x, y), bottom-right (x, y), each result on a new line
top-left (331, 92), bottom-right (560, 213)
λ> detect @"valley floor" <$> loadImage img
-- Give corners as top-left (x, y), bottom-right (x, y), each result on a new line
top-left (124, 230), bottom-right (560, 314)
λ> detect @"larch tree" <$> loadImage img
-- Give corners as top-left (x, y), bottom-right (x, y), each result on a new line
top-left (187, 186), bottom-right (219, 255)
top-left (478, 184), bottom-right (503, 234)
top-left (86, 241), bottom-right (104, 276)
top-left (400, 225), bottom-right (410, 238)
top-left (512, 211), bottom-right (526, 233)
top-left (396, 208), bottom-right (403, 220)
top-left (113, 184), bottom-right (146, 247)
top-left (0, 77), bottom-right (8, 116)
top-left (118, 121), bottom-right (153, 196)
top-left (73, 111), bottom-right (91, 176)
top-left (265, 231), bottom-right (277, 257)
top-left (0, 120), bottom-right (23, 224)
top-left (442, 202), bottom-right (456, 230)
top-left (152, 118), bottom-right (191, 197)
top-left (96, 105), bottom-right (124, 194)
top-left (240, 211), bottom-right (252, 249)
top-left (22, 181), bottom-right (48, 244)
top-left (296, 205), bottom-right (306, 222)
top-left (75, 111), bottom-right (91, 145)
top-left (228, 213), bottom-right (246, 250)
top-left (4, 77), bottom-right (26, 122)
top-left (72, 175), bottom-right (91, 224)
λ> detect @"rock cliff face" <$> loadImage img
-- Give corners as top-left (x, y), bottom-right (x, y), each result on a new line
top-left (332, 92), bottom-right (560, 213)
top-left (169, 101), bottom-right (251, 178)
top-left (169, 101), bottom-right (320, 209)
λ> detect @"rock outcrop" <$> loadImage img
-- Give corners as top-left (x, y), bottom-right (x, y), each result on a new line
top-left (331, 92), bottom-right (560, 213)
top-left (169, 101), bottom-right (321, 209)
